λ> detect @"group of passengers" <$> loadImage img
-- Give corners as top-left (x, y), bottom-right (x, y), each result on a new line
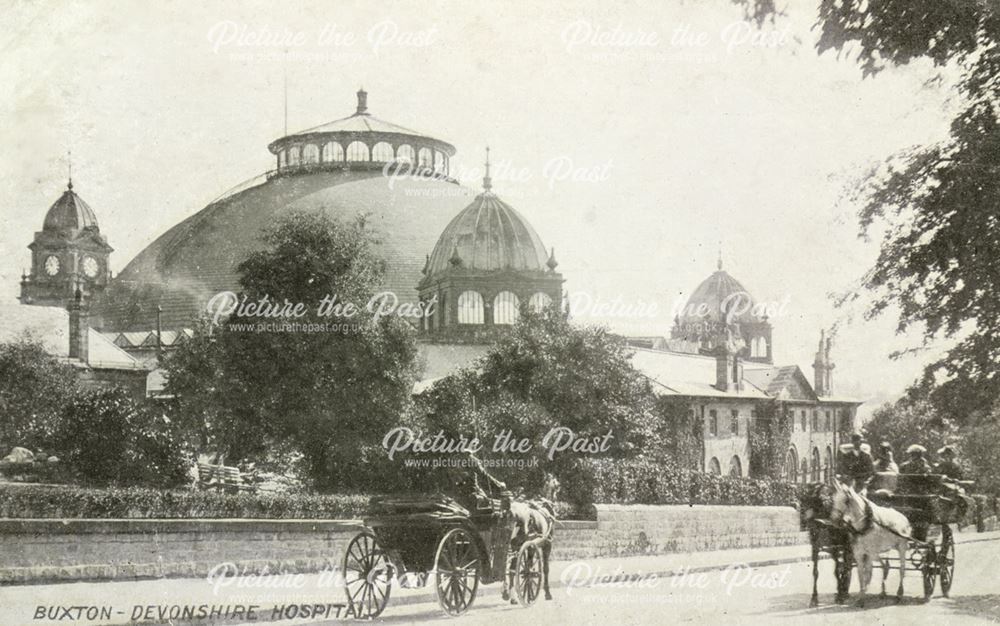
top-left (840, 432), bottom-right (964, 490)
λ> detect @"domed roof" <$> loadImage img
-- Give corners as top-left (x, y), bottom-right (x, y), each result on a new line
top-left (425, 189), bottom-right (550, 276)
top-left (267, 89), bottom-right (455, 158)
top-left (94, 170), bottom-right (476, 331)
top-left (679, 260), bottom-right (762, 325)
top-left (42, 182), bottom-right (100, 232)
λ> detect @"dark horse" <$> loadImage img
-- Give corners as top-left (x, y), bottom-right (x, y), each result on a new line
top-left (800, 482), bottom-right (853, 606)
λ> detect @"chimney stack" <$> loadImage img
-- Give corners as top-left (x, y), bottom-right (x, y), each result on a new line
top-left (67, 288), bottom-right (89, 364)
top-left (714, 326), bottom-right (743, 392)
top-left (813, 330), bottom-right (833, 396)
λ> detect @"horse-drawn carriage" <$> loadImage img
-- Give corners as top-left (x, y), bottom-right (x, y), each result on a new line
top-left (341, 492), bottom-right (549, 618)
top-left (804, 472), bottom-right (973, 606)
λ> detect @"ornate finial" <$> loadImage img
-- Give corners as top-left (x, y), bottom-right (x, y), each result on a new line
top-left (483, 146), bottom-right (492, 192)
top-left (356, 87), bottom-right (368, 114)
top-left (717, 241), bottom-right (723, 271)
top-left (67, 149), bottom-right (73, 190)
top-left (546, 247), bottom-right (558, 271)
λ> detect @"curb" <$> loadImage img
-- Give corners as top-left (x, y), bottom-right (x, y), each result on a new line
top-left (384, 530), bottom-right (1000, 610)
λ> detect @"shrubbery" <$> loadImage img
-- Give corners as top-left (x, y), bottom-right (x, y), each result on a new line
top-left (0, 483), bottom-right (371, 519)
top-left (54, 388), bottom-right (190, 488)
top-left (577, 458), bottom-right (799, 508)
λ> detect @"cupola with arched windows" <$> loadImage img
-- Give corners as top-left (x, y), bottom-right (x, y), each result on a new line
top-left (417, 149), bottom-right (563, 341)
top-left (267, 89), bottom-right (456, 179)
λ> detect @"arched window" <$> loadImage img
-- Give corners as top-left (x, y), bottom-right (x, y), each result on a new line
top-left (396, 144), bottom-right (415, 163)
top-left (288, 145), bottom-right (301, 166)
top-left (323, 142), bottom-right (344, 163)
top-left (811, 448), bottom-right (821, 482)
top-left (708, 457), bottom-right (722, 475)
top-left (528, 292), bottom-right (552, 313)
top-left (729, 455), bottom-right (742, 477)
top-left (302, 144), bottom-right (319, 164)
top-left (800, 410), bottom-right (807, 431)
top-left (457, 291), bottom-right (484, 325)
top-left (824, 446), bottom-right (834, 481)
top-left (278, 150), bottom-right (287, 169)
top-left (347, 141), bottom-right (370, 162)
top-left (708, 409), bottom-right (718, 437)
top-left (730, 409), bottom-right (739, 435)
top-left (800, 459), bottom-right (809, 483)
top-left (784, 447), bottom-right (798, 483)
top-left (418, 147), bottom-right (433, 169)
top-left (434, 150), bottom-right (445, 173)
top-left (372, 142), bottom-right (394, 162)
top-left (493, 291), bottom-right (519, 325)
top-left (825, 411), bottom-right (832, 431)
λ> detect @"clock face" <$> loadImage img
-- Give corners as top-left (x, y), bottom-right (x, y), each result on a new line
top-left (43, 255), bottom-right (60, 276)
top-left (82, 256), bottom-right (100, 279)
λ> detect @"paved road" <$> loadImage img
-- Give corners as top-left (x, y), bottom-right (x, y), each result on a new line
top-left (343, 539), bottom-right (1000, 626)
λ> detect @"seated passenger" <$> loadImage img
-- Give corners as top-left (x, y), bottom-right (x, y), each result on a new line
top-left (934, 445), bottom-right (964, 481)
top-left (898, 444), bottom-right (933, 474)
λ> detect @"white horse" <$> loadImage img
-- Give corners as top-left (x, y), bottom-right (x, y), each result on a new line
top-left (830, 479), bottom-right (912, 607)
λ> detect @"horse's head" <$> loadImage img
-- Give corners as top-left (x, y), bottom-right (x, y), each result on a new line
top-left (829, 479), bottom-right (861, 527)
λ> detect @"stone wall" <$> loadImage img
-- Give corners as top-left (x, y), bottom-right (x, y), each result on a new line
top-left (552, 505), bottom-right (806, 561)
top-left (0, 505), bottom-right (807, 585)
top-left (0, 519), bottom-right (360, 585)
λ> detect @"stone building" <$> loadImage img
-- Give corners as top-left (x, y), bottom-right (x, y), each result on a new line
top-left (629, 265), bottom-right (861, 480)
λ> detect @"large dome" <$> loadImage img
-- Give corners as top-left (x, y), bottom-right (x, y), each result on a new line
top-left (94, 91), bottom-right (477, 331)
top-left (95, 171), bottom-right (475, 330)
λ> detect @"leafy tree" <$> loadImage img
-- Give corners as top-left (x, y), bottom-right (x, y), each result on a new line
top-left (861, 398), bottom-right (960, 465)
top-left (411, 308), bottom-right (664, 504)
top-left (164, 212), bottom-right (418, 490)
top-left (0, 335), bottom-right (79, 450)
top-left (735, 0), bottom-right (1000, 421)
top-left (55, 387), bottom-right (190, 487)
top-left (961, 407), bottom-right (1000, 494)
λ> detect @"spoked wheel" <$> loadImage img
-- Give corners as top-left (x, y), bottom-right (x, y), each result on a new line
top-left (342, 531), bottom-right (392, 619)
top-left (938, 525), bottom-right (955, 597)
top-left (922, 546), bottom-right (937, 602)
top-left (513, 542), bottom-right (543, 606)
top-left (434, 528), bottom-right (480, 616)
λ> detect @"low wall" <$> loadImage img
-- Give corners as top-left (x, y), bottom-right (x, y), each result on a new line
top-left (553, 505), bottom-right (806, 561)
top-left (0, 505), bottom-right (806, 585)
top-left (0, 519), bottom-right (361, 585)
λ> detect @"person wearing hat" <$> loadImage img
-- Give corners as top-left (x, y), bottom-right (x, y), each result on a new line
top-left (934, 445), bottom-right (964, 480)
top-left (841, 432), bottom-right (875, 489)
top-left (874, 441), bottom-right (899, 474)
top-left (899, 444), bottom-right (933, 474)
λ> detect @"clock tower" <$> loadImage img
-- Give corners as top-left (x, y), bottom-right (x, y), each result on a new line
top-left (20, 179), bottom-right (113, 363)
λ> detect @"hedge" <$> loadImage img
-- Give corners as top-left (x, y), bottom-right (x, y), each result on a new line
top-left (0, 483), bottom-right (372, 519)
top-left (583, 458), bottom-right (799, 508)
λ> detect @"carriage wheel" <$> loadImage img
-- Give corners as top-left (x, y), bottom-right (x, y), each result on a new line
top-left (342, 531), bottom-right (392, 619)
top-left (938, 525), bottom-right (955, 597)
top-left (434, 528), bottom-right (480, 616)
top-left (922, 546), bottom-right (937, 602)
top-left (513, 542), bottom-right (543, 607)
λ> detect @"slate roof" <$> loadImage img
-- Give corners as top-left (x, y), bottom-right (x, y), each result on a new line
top-left (0, 303), bottom-right (146, 370)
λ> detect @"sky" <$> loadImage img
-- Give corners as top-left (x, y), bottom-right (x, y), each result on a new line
top-left (0, 0), bottom-right (960, 417)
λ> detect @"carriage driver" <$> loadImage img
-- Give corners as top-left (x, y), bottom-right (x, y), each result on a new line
top-left (447, 452), bottom-right (513, 514)
top-left (841, 432), bottom-right (875, 489)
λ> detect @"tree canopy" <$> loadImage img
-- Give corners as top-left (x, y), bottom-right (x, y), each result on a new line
top-left (164, 211), bottom-right (418, 490)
